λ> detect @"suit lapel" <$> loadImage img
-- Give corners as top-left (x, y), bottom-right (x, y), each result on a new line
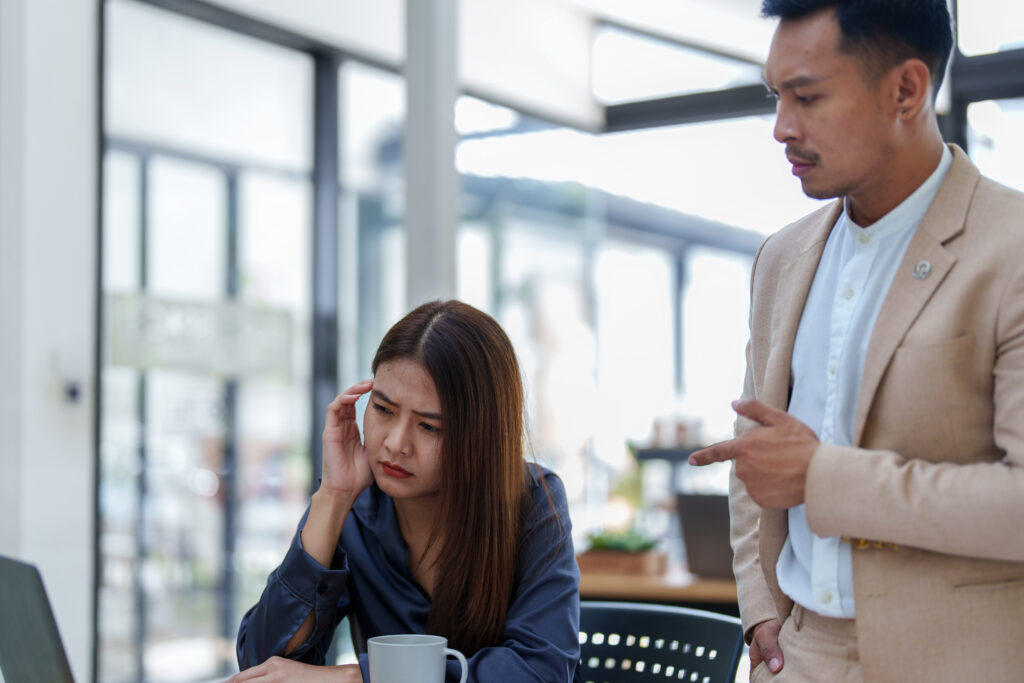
top-left (760, 203), bottom-right (841, 411)
top-left (853, 146), bottom-right (981, 445)
top-left (758, 204), bottom-right (839, 591)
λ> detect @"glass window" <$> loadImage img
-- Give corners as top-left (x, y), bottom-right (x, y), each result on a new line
top-left (957, 3), bottom-right (1024, 56)
top-left (101, 2), bottom-right (314, 680)
top-left (456, 113), bottom-right (778, 545)
top-left (458, 115), bottom-right (824, 237)
top-left (591, 240), bottom-right (677, 531)
top-left (147, 157), bottom-right (226, 299)
top-left (493, 216), bottom-right (590, 509)
top-left (105, 0), bottom-right (312, 172)
top-left (234, 171), bottom-right (313, 641)
top-left (681, 248), bottom-right (753, 444)
top-left (338, 61), bottom-right (407, 383)
top-left (103, 152), bottom-right (142, 292)
top-left (967, 98), bottom-right (1024, 192)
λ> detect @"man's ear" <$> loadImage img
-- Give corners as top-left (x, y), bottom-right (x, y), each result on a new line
top-left (890, 58), bottom-right (932, 119)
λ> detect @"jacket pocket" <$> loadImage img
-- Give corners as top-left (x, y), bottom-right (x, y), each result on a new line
top-left (952, 575), bottom-right (1024, 594)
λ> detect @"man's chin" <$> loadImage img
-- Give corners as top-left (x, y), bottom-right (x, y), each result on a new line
top-left (800, 180), bottom-right (841, 201)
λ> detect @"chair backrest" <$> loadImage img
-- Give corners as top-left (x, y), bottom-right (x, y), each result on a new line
top-left (579, 601), bottom-right (744, 683)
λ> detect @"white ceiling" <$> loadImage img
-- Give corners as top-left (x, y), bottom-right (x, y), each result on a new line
top-left (205, 0), bottom-right (778, 131)
top-left (566, 0), bottom-right (773, 65)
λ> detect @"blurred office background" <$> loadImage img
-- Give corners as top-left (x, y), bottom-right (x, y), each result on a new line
top-left (2, 0), bottom-right (1024, 680)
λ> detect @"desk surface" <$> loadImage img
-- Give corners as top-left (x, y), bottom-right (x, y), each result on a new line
top-left (580, 564), bottom-right (737, 605)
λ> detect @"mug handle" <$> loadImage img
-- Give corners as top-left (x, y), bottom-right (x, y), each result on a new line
top-left (445, 648), bottom-right (468, 683)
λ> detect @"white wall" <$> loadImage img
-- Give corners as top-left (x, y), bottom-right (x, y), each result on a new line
top-left (0, 0), bottom-right (99, 679)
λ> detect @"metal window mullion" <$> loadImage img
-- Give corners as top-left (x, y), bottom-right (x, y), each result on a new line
top-left (133, 152), bottom-right (150, 683)
top-left (220, 171), bottom-right (240, 675)
top-left (311, 51), bottom-right (341, 494)
top-left (674, 247), bottom-right (689, 396)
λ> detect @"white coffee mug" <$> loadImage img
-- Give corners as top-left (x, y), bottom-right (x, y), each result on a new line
top-left (368, 634), bottom-right (468, 683)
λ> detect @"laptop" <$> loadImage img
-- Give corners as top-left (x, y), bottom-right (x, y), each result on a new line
top-left (676, 493), bottom-right (735, 580)
top-left (0, 555), bottom-right (75, 682)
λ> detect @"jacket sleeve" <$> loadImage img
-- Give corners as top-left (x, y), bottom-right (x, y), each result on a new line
top-left (236, 507), bottom-right (352, 668)
top-left (448, 471), bottom-right (581, 682)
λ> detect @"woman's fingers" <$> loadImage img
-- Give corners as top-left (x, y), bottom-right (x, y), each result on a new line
top-left (324, 380), bottom-right (373, 428)
top-left (227, 658), bottom-right (358, 683)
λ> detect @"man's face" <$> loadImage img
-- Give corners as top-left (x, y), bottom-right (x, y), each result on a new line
top-left (763, 8), bottom-right (897, 204)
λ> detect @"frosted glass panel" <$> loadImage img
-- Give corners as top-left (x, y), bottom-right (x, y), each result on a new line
top-left (239, 173), bottom-right (311, 312)
top-left (103, 152), bottom-right (141, 292)
top-left (148, 157), bottom-right (226, 299)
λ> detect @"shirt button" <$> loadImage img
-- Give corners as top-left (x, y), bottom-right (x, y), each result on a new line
top-left (842, 287), bottom-right (854, 300)
top-left (820, 592), bottom-right (833, 605)
top-left (859, 232), bottom-right (870, 244)
top-left (829, 363), bottom-right (837, 375)
top-left (317, 582), bottom-right (328, 595)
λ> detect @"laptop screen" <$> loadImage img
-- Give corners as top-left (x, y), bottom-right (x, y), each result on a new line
top-left (0, 555), bottom-right (75, 683)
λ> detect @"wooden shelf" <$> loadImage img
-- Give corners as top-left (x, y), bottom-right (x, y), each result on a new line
top-left (580, 562), bottom-right (737, 605)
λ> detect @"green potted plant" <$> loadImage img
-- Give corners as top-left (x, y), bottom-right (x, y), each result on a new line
top-left (577, 528), bottom-right (666, 575)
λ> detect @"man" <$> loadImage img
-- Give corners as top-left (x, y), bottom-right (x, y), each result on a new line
top-left (689, 2), bottom-right (1024, 681)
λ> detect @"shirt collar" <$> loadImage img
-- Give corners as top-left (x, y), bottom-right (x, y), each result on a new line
top-left (840, 145), bottom-right (953, 242)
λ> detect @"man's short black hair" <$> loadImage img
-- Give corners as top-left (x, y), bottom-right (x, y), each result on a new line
top-left (761, 0), bottom-right (954, 96)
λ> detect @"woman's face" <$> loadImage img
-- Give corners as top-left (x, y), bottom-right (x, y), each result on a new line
top-left (363, 358), bottom-right (444, 502)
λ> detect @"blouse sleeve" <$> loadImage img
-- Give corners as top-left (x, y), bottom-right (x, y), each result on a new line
top-left (450, 469), bottom-right (581, 682)
top-left (236, 507), bottom-right (352, 668)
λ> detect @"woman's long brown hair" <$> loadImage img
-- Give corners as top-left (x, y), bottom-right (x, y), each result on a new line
top-left (371, 299), bottom-right (527, 654)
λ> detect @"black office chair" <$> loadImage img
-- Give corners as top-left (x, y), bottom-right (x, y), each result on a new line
top-left (579, 601), bottom-right (744, 683)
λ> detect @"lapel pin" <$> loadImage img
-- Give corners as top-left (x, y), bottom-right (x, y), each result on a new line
top-left (912, 260), bottom-right (932, 280)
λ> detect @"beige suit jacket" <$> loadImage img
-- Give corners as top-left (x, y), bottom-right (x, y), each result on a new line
top-left (731, 145), bottom-right (1024, 682)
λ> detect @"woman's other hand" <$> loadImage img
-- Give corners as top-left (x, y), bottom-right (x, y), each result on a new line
top-left (320, 380), bottom-right (374, 502)
top-left (228, 657), bottom-right (363, 682)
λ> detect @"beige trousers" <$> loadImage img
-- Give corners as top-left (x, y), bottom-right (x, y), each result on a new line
top-left (750, 604), bottom-right (863, 683)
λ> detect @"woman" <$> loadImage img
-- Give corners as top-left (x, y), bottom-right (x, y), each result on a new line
top-left (232, 300), bottom-right (581, 682)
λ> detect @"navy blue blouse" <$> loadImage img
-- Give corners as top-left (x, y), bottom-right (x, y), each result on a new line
top-left (237, 465), bottom-right (581, 682)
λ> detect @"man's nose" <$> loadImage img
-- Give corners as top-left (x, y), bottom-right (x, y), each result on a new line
top-left (773, 101), bottom-right (800, 144)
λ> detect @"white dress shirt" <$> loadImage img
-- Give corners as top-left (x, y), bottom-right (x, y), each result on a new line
top-left (775, 146), bottom-right (953, 618)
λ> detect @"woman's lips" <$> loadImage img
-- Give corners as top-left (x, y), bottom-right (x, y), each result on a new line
top-left (380, 461), bottom-right (412, 479)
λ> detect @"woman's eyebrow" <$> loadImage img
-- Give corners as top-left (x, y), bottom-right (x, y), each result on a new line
top-left (371, 389), bottom-right (442, 421)
top-left (371, 388), bottom-right (396, 405)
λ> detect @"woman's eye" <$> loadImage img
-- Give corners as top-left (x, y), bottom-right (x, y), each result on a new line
top-left (420, 422), bottom-right (440, 434)
top-left (372, 403), bottom-right (392, 415)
